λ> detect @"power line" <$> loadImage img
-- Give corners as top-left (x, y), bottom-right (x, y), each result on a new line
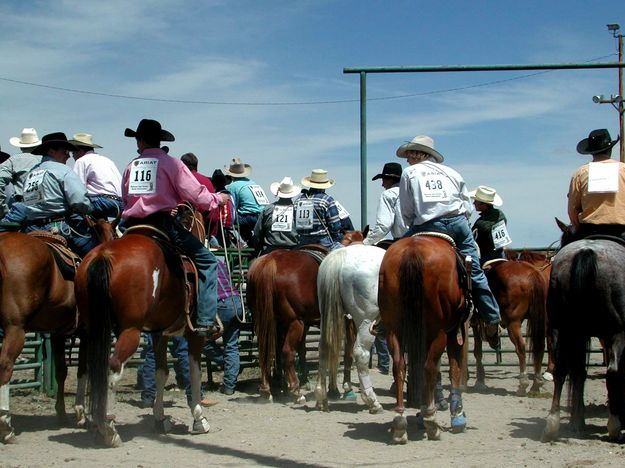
top-left (0, 54), bottom-right (616, 106)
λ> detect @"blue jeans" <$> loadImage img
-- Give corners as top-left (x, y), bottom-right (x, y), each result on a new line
top-left (88, 195), bottom-right (123, 220)
top-left (139, 333), bottom-right (201, 405)
top-left (0, 202), bottom-right (27, 226)
top-left (373, 335), bottom-right (390, 372)
top-left (20, 218), bottom-right (98, 258)
top-left (404, 215), bottom-right (500, 325)
top-left (298, 234), bottom-right (343, 251)
top-left (204, 295), bottom-right (241, 391)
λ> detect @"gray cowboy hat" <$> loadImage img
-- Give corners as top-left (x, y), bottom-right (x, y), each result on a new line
top-left (396, 135), bottom-right (444, 163)
top-left (224, 157), bottom-right (252, 178)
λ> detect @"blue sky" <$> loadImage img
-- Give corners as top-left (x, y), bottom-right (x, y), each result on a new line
top-left (0, 0), bottom-right (623, 247)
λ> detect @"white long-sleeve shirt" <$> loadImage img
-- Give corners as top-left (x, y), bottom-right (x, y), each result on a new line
top-left (399, 161), bottom-right (473, 227)
top-left (363, 184), bottom-right (407, 244)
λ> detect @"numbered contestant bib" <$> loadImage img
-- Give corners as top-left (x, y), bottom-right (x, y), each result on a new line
top-left (248, 185), bottom-right (270, 205)
top-left (271, 205), bottom-right (293, 232)
top-left (23, 169), bottom-right (47, 205)
top-left (491, 220), bottom-right (512, 249)
top-left (334, 200), bottom-right (350, 220)
top-left (588, 162), bottom-right (619, 193)
top-left (128, 158), bottom-right (158, 195)
top-left (295, 199), bottom-right (314, 230)
top-left (417, 166), bottom-right (451, 202)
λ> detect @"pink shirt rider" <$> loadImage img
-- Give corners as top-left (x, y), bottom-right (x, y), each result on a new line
top-left (122, 147), bottom-right (221, 218)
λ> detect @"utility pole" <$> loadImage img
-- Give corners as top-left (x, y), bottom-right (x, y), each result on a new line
top-left (609, 24), bottom-right (624, 162)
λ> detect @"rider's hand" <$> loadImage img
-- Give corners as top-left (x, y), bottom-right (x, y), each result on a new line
top-left (218, 193), bottom-right (229, 206)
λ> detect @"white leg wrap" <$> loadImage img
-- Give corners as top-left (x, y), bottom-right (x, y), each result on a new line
top-left (0, 385), bottom-right (9, 412)
top-left (106, 364), bottom-right (125, 419)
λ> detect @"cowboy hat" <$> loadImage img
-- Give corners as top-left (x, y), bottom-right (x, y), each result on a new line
top-left (223, 158), bottom-right (252, 178)
top-left (30, 132), bottom-right (77, 156)
top-left (576, 129), bottom-right (619, 155)
top-left (0, 146), bottom-right (10, 163)
top-left (372, 162), bottom-right (402, 181)
top-left (124, 119), bottom-right (175, 142)
top-left (396, 135), bottom-right (444, 163)
top-left (9, 128), bottom-right (41, 149)
top-left (69, 132), bottom-right (102, 149)
top-left (469, 185), bottom-right (503, 207)
top-left (301, 169), bottom-right (335, 189)
top-left (270, 176), bottom-right (301, 199)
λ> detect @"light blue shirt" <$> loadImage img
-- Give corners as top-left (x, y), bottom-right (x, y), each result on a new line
top-left (0, 152), bottom-right (43, 208)
top-left (226, 178), bottom-right (264, 216)
top-left (24, 156), bottom-right (91, 221)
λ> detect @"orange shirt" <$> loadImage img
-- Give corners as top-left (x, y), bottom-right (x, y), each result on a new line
top-left (567, 159), bottom-right (625, 227)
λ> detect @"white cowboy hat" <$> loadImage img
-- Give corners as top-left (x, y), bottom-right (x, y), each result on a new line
top-left (301, 169), bottom-right (335, 189)
top-left (223, 157), bottom-right (252, 178)
top-left (270, 176), bottom-right (301, 199)
top-left (396, 135), bottom-right (444, 163)
top-left (469, 185), bottom-right (503, 207)
top-left (69, 133), bottom-right (102, 148)
top-left (9, 128), bottom-right (41, 148)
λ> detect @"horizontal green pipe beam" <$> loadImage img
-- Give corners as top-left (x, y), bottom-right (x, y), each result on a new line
top-left (344, 62), bottom-right (625, 74)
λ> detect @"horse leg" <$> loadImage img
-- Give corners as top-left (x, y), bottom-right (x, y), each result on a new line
top-left (447, 334), bottom-right (467, 434)
top-left (151, 334), bottom-right (172, 433)
top-left (342, 318), bottom-right (356, 400)
top-left (387, 330), bottom-right (407, 444)
top-left (296, 325), bottom-right (309, 391)
top-left (421, 333), bottom-right (446, 440)
top-left (50, 334), bottom-right (69, 425)
top-left (543, 334), bottom-right (555, 382)
top-left (282, 319), bottom-right (305, 404)
top-left (606, 332), bottom-right (625, 441)
top-left (0, 326), bottom-right (25, 444)
top-left (354, 322), bottom-right (382, 414)
top-left (187, 333), bottom-right (210, 434)
top-left (543, 331), bottom-right (567, 442)
top-left (97, 328), bottom-right (140, 448)
top-left (471, 321), bottom-right (486, 391)
top-left (74, 334), bottom-right (88, 428)
top-left (507, 321), bottom-right (529, 396)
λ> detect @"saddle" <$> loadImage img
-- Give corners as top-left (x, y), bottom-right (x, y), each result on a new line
top-left (123, 225), bottom-right (199, 335)
top-left (296, 244), bottom-right (329, 264)
top-left (585, 234), bottom-right (625, 248)
top-left (27, 231), bottom-right (81, 281)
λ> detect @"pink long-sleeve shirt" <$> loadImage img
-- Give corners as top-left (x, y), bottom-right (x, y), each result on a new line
top-left (122, 148), bottom-right (221, 218)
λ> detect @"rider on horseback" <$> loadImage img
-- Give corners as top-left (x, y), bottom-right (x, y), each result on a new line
top-left (396, 135), bottom-right (502, 349)
top-left (121, 119), bottom-right (229, 337)
top-left (567, 129), bottom-right (625, 241)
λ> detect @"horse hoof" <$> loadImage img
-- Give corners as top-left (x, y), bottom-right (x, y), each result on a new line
top-left (607, 414), bottom-right (622, 441)
top-left (436, 399), bottom-right (449, 411)
top-left (315, 401), bottom-right (329, 412)
top-left (423, 419), bottom-right (442, 440)
top-left (369, 402), bottom-right (384, 414)
top-left (415, 412), bottom-right (425, 430)
top-left (516, 388), bottom-right (528, 397)
top-left (97, 429), bottom-right (123, 448)
top-left (155, 417), bottom-right (173, 434)
top-left (390, 415), bottom-right (408, 445)
top-left (1, 430), bottom-right (16, 445)
top-left (450, 413), bottom-right (467, 433)
top-left (542, 371), bottom-right (554, 382)
top-left (191, 417), bottom-right (210, 434)
top-left (327, 388), bottom-right (341, 401)
top-left (343, 390), bottom-right (357, 401)
top-left (295, 394), bottom-right (306, 405)
top-left (542, 412), bottom-right (560, 442)
top-left (473, 381), bottom-right (488, 392)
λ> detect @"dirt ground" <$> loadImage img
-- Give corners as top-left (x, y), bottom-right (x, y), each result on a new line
top-left (2, 351), bottom-right (625, 468)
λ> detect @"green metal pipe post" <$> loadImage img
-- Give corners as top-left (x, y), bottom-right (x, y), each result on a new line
top-left (360, 72), bottom-right (367, 229)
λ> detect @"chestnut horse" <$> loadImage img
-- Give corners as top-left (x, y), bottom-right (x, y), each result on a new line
top-left (77, 209), bottom-right (209, 447)
top-left (378, 234), bottom-right (470, 443)
top-left (0, 218), bottom-right (115, 443)
top-left (471, 260), bottom-right (546, 396)
top-left (543, 233), bottom-right (625, 442)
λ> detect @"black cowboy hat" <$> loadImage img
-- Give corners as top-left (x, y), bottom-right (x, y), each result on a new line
top-left (576, 129), bottom-right (619, 155)
top-left (31, 132), bottom-right (77, 156)
top-left (0, 146), bottom-right (10, 163)
top-left (372, 162), bottom-right (402, 181)
top-left (124, 119), bottom-right (175, 142)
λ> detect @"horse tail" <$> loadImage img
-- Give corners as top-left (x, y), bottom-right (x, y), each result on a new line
top-left (85, 254), bottom-right (114, 426)
top-left (525, 266), bottom-right (547, 369)
top-left (317, 250), bottom-right (346, 387)
top-left (249, 256), bottom-right (277, 381)
top-left (399, 249), bottom-right (425, 407)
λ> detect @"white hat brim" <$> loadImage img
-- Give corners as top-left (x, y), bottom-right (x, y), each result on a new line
top-left (469, 189), bottom-right (503, 207)
top-left (301, 177), bottom-right (335, 189)
top-left (9, 136), bottom-right (41, 148)
top-left (396, 142), bottom-right (444, 163)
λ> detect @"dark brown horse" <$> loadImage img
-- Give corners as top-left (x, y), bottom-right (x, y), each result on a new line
top-left (378, 234), bottom-right (469, 443)
top-left (471, 260), bottom-right (547, 395)
top-left (0, 218), bottom-right (115, 444)
top-left (77, 209), bottom-right (209, 447)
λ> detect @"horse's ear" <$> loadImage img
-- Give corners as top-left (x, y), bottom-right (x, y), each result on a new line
top-left (555, 217), bottom-right (568, 233)
top-left (362, 224), bottom-right (370, 238)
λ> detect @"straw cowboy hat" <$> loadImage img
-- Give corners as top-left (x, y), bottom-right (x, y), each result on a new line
top-left (9, 128), bottom-right (41, 149)
top-left (396, 135), bottom-right (444, 163)
top-left (576, 128), bottom-right (619, 155)
top-left (301, 169), bottom-right (335, 189)
top-left (30, 132), bottom-right (77, 156)
top-left (270, 176), bottom-right (301, 199)
top-left (224, 157), bottom-right (252, 178)
top-left (124, 119), bottom-right (175, 142)
top-left (469, 185), bottom-right (503, 207)
top-left (372, 162), bottom-right (402, 181)
top-left (69, 133), bottom-right (102, 148)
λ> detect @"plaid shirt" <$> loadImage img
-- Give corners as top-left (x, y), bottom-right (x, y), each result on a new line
top-left (298, 188), bottom-right (343, 242)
